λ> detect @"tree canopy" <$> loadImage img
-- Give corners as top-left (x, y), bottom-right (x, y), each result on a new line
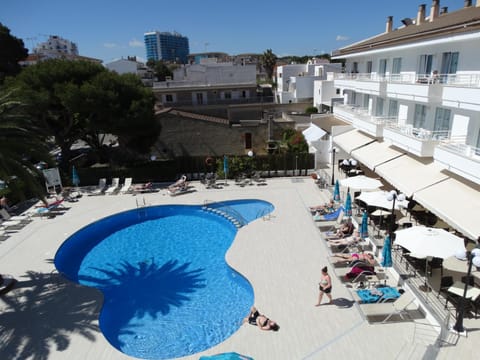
top-left (146, 60), bottom-right (176, 81)
top-left (261, 49), bottom-right (277, 81)
top-left (6, 59), bottom-right (159, 171)
top-left (0, 23), bottom-right (28, 84)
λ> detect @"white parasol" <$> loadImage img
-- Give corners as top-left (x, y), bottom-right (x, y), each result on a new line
top-left (356, 190), bottom-right (409, 210)
top-left (394, 226), bottom-right (465, 259)
top-left (339, 175), bottom-right (383, 191)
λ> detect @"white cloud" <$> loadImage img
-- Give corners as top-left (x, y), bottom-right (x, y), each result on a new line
top-left (103, 43), bottom-right (118, 48)
top-left (129, 38), bottom-right (144, 48)
top-left (336, 35), bottom-right (349, 41)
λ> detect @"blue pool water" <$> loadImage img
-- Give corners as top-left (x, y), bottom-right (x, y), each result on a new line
top-left (54, 199), bottom-right (274, 360)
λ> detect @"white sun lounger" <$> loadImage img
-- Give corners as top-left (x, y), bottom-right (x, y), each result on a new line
top-left (359, 292), bottom-right (417, 323)
top-left (105, 178), bottom-right (120, 195)
top-left (119, 178), bottom-right (133, 194)
top-left (89, 178), bottom-right (107, 195)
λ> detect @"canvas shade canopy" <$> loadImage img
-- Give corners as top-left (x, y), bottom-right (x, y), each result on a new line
top-left (443, 256), bottom-right (480, 282)
top-left (394, 226), bottom-right (465, 259)
top-left (413, 177), bottom-right (480, 240)
top-left (375, 155), bottom-right (449, 197)
top-left (356, 191), bottom-right (409, 210)
top-left (339, 175), bottom-right (383, 191)
top-left (333, 130), bottom-right (375, 154)
top-left (350, 142), bottom-right (405, 171)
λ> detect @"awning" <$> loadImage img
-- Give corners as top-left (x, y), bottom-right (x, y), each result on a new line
top-left (302, 124), bottom-right (326, 143)
top-left (414, 178), bottom-right (480, 239)
top-left (375, 155), bottom-right (449, 197)
top-left (351, 141), bottom-right (405, 170)
top-left (333, 130), bottom-right (376, 154)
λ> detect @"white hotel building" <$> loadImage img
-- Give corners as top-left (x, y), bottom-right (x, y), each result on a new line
top-left (330, 0), bottom-right (480, 240)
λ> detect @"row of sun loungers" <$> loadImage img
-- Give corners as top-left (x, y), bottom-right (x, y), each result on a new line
top-left (310, 203), bottom-right (423, 323)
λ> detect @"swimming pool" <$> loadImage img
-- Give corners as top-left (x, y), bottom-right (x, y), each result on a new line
top-left (54, 199), bottom-right (274, 359)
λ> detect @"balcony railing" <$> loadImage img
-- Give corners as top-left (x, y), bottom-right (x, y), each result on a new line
top-left (335, 104), bottom-right (396, 125)
top-left (333, 72), bottom-right (480, 88)
top-left (384, 123), bottom-right (451, 141)
top-left (437, 141), bottom-right (480, 158)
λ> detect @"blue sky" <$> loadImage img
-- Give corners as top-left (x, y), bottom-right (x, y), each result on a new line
top-left (2, 0), bottom-right (463, 63)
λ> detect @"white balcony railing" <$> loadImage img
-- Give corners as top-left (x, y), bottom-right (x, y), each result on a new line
top-left (384, 123), bottom-right (451, 141)
top-left (437, 141), bottom-right (480, 158)
top-left (333, 72), bottom-right (480, 88)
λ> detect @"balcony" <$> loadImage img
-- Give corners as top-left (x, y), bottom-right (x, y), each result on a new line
top-left (334, 73), bottom-right (386, 95)
top-left (382, 124), bottom-right (448, 157)
top-left (333, 104), bottom-right (394, 138)
top-left (434, 142), bottom-right (480, 185)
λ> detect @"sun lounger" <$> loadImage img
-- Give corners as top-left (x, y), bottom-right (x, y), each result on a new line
top-left (105, 178), bottom-right (120, 195)
top-left (0, 208), bottom-right (31, 223)
top-left (89, 178), bottom-right (107, 196)
top-left (119, 177), bottom-right (133, 194)
top-left (359, 292), bottom-right (417, 323)
top-left (314, 207), bottom-right (344, 222)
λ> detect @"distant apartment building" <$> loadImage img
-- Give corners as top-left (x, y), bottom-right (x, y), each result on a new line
top-left (34, 35), bottom-right (79, 56)
top-left (276, 58), bottom-right (342, 105)
top-left (153, 60), bottom-right (272, 107)
top-left (331, 0), bottom-right (480, 240)
top-left (20, 35), bottom-right (101, 66)
top-left (144, 31), bottom-right (189, 63)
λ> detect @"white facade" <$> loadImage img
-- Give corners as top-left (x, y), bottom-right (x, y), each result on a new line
top-left (276, 60), bottom-right (342, 104)
top-left (34, 35), bottom-right (78, 56)
top-left (168, 62), bottom-right (256, 87)
top-left (330, 0), bottom-right (480, 239)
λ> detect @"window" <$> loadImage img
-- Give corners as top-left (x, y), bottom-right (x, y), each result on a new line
top-left (476, 129), bottom-right (480, 155)
top-left (242, 90), bottom-right (247, 98)
top-left (196, 93), bottom-right (204, 105)
top-left (392, 58), bottom-right (402, 80)
top-left (366, 61), bottom-right (372, 74)
top-left (418, 54), bottom-right (433, 76)
top-left (433, 108), bottom-right (451, 132)
top-left (245, 133), bottom-right (252, 149)
top-left (413, 104), bottom-right (427, 128)
top-left (336, 88), bottom-right (341, 95)
top-left (165, 94), bottom-right (173, 102)
top-left (379, 59), bottom-right (387, 77)
top-left (375, 98), bottom-right (385, 116)
top-left (352, 62), bottom-right (358, 73)
top-left (363, 94), bottom-right (370, 109)
top-left (224, 91), bottom-right (232, 99)
top-left (388, 100), bottom-right (398, 118)
top-left (440, 52), bottom-right (459, 74)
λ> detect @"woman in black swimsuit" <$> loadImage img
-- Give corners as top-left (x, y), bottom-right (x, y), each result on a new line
top-left (243, 306), bottom-right (279, 331)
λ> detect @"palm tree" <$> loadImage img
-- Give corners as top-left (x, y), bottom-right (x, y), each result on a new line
top-left (261, 49), bottom-right (277, 81)
top-left (0, 88), bottom-right (51, 202)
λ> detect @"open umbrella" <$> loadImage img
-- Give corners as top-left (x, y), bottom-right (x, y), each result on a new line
top-left (333, 179), bottom-right (340, 201)
top-left (356, 190), bottom-right (409, 210)
top-left (360, 210), bottom-right (369, 239)
top-left (344, 191), bottom-right (352, 217)
top-left (381, 234), bottom-right (393, 267)
top-left (394, 226), bottom-right (465, 259)
top-left (339, 175), bottom-right (382, 191)
top-left (71, 166), bottom-right (80, 187)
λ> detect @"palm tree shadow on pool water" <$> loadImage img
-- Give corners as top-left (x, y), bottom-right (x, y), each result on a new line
top-left (78, 258), bottom-right (206, 349)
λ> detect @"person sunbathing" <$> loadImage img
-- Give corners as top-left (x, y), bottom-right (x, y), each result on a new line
top-left (330, 251), bottom-right (375, 265)
top-left (168, 175), bottom-right (188, 193)
top-left (327, 230), bottom-right (362, 247)
top-left (325, 219), bottom-right (354, 239)
top-left (243, 306), bottom-right (279, 331)
top-left (310, 199), bottom-right (335, 214)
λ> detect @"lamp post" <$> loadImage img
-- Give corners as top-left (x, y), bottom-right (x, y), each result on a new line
top-left (453, 251), bottom-right (474, 335)
top-left (386, 190), bottom-right (406, 237)
top-left (330, 147), bottom-right (337, 185)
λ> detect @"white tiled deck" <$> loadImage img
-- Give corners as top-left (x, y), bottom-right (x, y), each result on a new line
top-left (0, 177), bottom-right (477, 359)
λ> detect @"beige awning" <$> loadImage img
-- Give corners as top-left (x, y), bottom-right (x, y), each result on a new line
top-left (333, 130), bottom-right (375, 154)
top-left (375, 155), bottom-right (449, 197)
top-left (414, 178), bottom-right (480, 239)
top-left (351, 141), bottom-right (405, 170)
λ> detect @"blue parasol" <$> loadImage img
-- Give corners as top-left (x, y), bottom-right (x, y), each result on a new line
top-left (333, 179), bottom-right (340, 201)
top-left (71, 166), bottom-right (80, 187)
top-left (223, 155), bottom-right (229, 184)
top-left (344, 191), bottom-right (352, 217)
top-left (360, 210), bottom-right (369, 239)
top-left (381, 234), bottom-right (393, 267)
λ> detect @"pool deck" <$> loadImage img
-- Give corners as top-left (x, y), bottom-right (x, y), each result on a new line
top-left (0, 177), bottom-right (478, 360)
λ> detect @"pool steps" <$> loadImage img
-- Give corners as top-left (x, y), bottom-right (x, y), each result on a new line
top-left (202, 206), bottom-right (245, 228)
